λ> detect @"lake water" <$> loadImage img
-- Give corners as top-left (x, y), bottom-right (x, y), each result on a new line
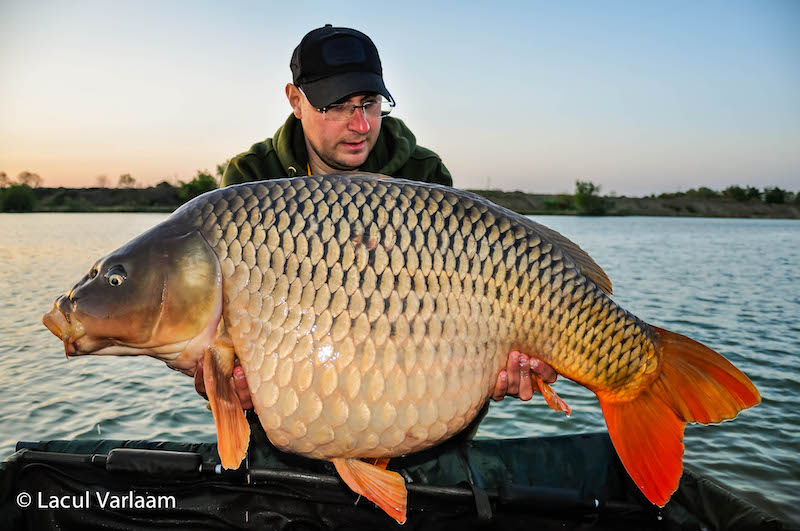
top-left (0, 212), bottom-right (797, 524)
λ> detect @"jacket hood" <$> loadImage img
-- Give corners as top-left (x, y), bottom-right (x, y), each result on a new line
top-left (272, 115), bottom-right (311, 176)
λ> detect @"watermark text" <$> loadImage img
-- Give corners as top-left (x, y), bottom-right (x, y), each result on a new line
top-left (16, 490), bottom-right (176, 510)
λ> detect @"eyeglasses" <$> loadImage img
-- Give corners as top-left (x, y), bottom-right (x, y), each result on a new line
top-left (318, 96), bottom-right (395, 121)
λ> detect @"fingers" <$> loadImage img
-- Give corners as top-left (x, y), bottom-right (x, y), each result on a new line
top-left (506, 351), bottom-right (533, 400)
top-left (233, 364), bottom-right (253, 410)
top-left (530, 358), bottom-right (557, 384)
top-left (492, 351), bottom-right (532, 401)
top-left (517, 355), bottom-right (533, 401)
top-left (491, 370), bottom-right (509, 401)
top-left (492, 351), bottom-right (557, 402)
top-left (505, 351), bottom-right (521, 395)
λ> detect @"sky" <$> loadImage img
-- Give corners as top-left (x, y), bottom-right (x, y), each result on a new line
top-left (1, 0), bottom-right (798, 196)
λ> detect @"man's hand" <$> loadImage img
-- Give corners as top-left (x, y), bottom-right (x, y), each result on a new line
top-left (492, 351), bottom-right (557, 401)
top-left (194, 359), bottom-right (253, 410)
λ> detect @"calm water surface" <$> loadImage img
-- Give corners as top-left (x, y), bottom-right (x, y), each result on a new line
top-left (0, 213), bottom-right (797, 523)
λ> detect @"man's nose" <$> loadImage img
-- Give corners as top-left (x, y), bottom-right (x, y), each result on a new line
top-left (348, 107), bottom-right (370, 134)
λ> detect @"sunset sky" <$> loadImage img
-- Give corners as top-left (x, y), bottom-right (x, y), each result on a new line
top-left (1, 1), bottom-right (798, 195)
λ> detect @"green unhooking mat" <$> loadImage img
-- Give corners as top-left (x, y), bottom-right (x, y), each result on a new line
top-left (0, 427), bottom-right (788, 531)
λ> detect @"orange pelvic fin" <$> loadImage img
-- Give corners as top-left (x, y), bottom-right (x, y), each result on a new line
top-left (598, 327), bottom-right (760, 507)
top-left (203, 344), bottom-right (250, 470)
top-left (333, 457), bottom-right (407, 524)
top-left (533, 374), bottom-right (571, 416)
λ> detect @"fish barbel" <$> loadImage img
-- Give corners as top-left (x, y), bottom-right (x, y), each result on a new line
top-left (42, 174), bottom-right (760, 523)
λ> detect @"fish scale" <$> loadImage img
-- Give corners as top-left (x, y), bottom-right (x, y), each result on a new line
top-left (174, 174), bottom-right (658, 459)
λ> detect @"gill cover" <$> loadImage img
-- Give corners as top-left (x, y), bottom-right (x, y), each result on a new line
top-left (44, 224), bottom-right (221, 353)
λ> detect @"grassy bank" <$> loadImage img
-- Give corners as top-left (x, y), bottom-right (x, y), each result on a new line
top-left (470, 189), bottom-right (800, 219)
top-left (1, 184), bottom-right (798, 219)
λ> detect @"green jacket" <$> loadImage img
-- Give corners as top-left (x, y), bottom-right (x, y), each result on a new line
top-left (221, 114), bottom-right (452, 187)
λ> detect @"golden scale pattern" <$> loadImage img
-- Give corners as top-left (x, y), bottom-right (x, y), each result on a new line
top-left (180, 174), bottom-right (659, 459)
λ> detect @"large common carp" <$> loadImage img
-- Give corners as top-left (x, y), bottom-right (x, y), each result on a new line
top-left (43, 174), bottom-right (760, 523)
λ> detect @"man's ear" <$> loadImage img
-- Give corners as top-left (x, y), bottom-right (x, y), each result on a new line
top-left (286, 84), bottom-right (303, 119)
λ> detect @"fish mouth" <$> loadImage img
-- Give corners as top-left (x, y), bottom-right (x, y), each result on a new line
top-left (43, 297), bottom-right (191, 360)
top-left (42, 298), bottom-right (87, 358)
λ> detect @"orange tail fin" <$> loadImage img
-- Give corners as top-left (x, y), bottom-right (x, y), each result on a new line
top-left (597, 327), bottom-right (760, 507)
top-left (333, 458), bottom-right (407, 524)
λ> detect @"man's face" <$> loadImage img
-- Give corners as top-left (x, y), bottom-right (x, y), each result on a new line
top-left (288, 86), bottom-right (382, 172)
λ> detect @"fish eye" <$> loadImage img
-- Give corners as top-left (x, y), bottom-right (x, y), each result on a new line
top-left (104, 265), bottom-right (127, 287)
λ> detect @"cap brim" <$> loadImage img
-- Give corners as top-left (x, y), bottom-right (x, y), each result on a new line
top-left (301, 71), bottom-right (392, 109)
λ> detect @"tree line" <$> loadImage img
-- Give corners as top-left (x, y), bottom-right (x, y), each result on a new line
top-left (2, 167), bottom-right (798, 214)
top-left (0, 164), bottom-right (227, 212)
top-left (567, 182), bottom-right (799, 215)
top-left (655, 185), bottom-right (797, 204)
top-left (0, 171), bottom-right (43, 189)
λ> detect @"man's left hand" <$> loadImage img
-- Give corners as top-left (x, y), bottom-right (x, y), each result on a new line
top-left (492, 351), bottom-right (557, 401)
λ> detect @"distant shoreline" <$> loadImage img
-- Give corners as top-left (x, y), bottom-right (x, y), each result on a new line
top-left (2, 186), bottom-right (799, 219)
top-left (469, 189), bottom-right (800, 219)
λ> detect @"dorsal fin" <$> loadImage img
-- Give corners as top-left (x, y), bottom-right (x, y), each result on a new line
top-left (526, 220), bottom-right (613, 295)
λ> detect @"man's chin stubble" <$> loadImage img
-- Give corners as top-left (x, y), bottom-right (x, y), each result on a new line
top-left (325, 151), bottom-right (368, 172)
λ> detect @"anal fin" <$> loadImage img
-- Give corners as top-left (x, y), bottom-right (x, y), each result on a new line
top-left (204, 343), bottom-right (250, 470)
top-left (533, 374), bottom-right (571, 416)
top-left (333, 457), bottom-right (407, 524)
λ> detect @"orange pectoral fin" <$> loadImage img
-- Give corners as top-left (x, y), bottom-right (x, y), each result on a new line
top-left (533, 375), bottom-right (571, 416)
top-left (333, 457), bottom-right (407, 524)
top-left (203, 345), bottom-right (250, 470)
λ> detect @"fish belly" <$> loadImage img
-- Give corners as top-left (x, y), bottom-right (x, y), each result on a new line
top-left (179, 174), bottom-right (653, 459)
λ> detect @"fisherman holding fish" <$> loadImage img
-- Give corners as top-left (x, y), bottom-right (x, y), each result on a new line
top-left (41, 23), bottom-right (760, 526)
top-left (198, 25), bottom-right (559, 409)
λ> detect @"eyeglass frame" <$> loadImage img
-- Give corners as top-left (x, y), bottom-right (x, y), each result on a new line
top-left (298, 88), bottom-right (396, 120)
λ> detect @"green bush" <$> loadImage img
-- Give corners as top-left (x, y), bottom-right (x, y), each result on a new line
top-left (723, 186), bottom-right (748, 201)
top-left (574, 180), bottom-right (608, 215)
top-left (179, 171), bottom-right (218, 201)
top-left (764, 187), bottom-right (788, 204)
top-left (0, 184), bottom-right (36, 212)
top-left (745, 186), bottom-right (761, 201)
top-left (543, 194), bottom-right (574, 211)
top-left (685, 187), bottom-right (720, 199)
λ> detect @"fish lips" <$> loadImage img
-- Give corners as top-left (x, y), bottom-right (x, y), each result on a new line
top-left (42, 296), bottom-right (110, 357)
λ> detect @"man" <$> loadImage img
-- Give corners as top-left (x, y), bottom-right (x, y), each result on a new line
top-left (221, 25), bottom-right (451, 187)
top-left (201, 25), bottom-right (556, 410)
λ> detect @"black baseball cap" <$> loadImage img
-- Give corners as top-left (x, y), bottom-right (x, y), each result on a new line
top-left (291, 25), bottom-right (393, 109)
